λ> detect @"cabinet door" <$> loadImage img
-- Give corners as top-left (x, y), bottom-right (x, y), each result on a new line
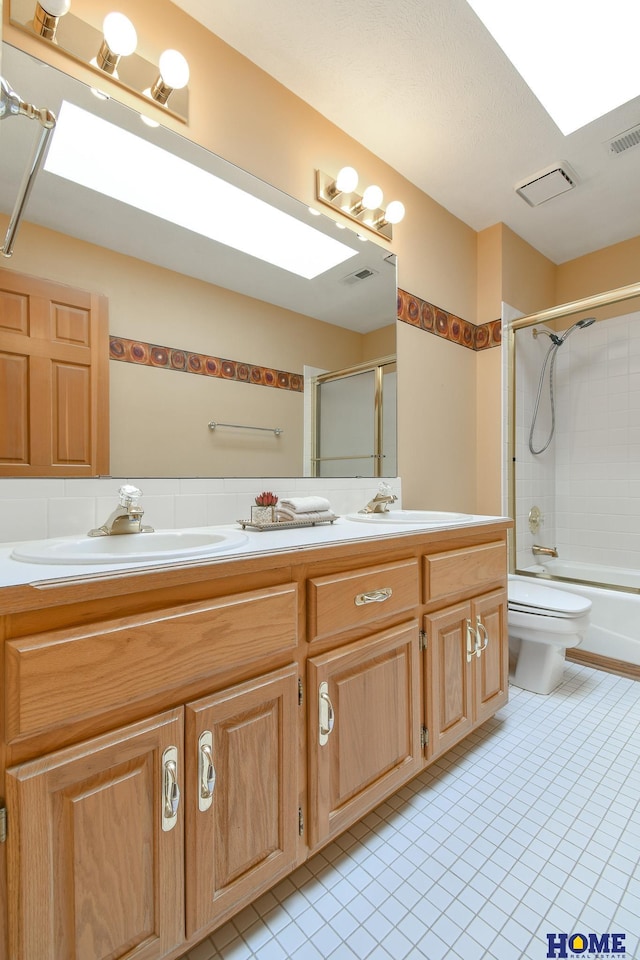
top-left (185, 665), bottom-right (299, 939)
top-left (472, 590), bottom-right (508, 725)
top-left (307, 621), bottom-right (421, 850)
top-left (5, 709), bottom-right (184, 960)
top-left (424, 602), bottom-right (474, 759)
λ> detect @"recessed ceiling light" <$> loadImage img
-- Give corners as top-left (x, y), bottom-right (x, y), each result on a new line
top-left (44, 101), bottom-right (358, 279)
top-left (465, 0), bottom-right (640, 134)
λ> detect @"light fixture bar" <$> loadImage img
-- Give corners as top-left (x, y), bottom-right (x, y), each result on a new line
top-left (315, 170), bottom-right (403, 241)
top-left (8, 0), bottom-right (189, 123)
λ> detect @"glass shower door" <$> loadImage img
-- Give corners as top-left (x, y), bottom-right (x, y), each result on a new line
top-left (312, 360), bottom-right (397, 478)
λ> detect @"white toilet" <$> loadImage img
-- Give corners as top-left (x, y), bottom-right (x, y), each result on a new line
top-left (508, 577), bottom-right (592, 694)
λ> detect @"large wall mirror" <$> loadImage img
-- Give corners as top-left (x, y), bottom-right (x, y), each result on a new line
top-left (0, 43), bottom-right (398, 478)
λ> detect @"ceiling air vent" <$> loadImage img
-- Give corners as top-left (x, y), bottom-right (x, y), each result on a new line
top-left (515, 162), bottom-right (577, 207)
top-left (342, 267), bottom-right (377, 284)
top-left (606, 123), bottom-right (640, 156)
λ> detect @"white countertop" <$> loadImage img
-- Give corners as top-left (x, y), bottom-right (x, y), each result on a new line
top-left (0, 515), bottom-right (509, 589)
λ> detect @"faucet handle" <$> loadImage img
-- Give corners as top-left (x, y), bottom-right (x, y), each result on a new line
top-left (118, 484), bottom-right (142, 506)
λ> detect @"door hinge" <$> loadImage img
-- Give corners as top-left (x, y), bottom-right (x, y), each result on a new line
top-left (419, 630), bottom-right (427, 651)
top-left (420, 726), bottom-right (429, 749)
top-left (298, 678), bottom-right (304, 706)
top-left (298, 806), bottom-right (304, 836)
top-left (0, 806), bottom-right (6, 843)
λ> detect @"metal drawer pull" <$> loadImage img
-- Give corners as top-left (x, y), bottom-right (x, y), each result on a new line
top-left (318, 681), bottom-right (335, 746)
top-left (198, 731), bottom-right (216, 812)
top-left (475, 616), bottom-right (489, 655)
top-left (161, 746), bottom-right (180, 831)
top-left (355, 587), bottom-right (392, 606)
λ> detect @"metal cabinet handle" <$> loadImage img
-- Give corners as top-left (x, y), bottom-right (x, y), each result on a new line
top-left (465, 618), bottom-right (476, 663)
top-left (318, 681), bottom-right (335, 746)
top-left (475, 616), bottom-right (489, 655)
top-left (161, 746), bottom-right (180, 831)
top-left (198, 731), bottom-right (216, 812)
top-left (355, 587), bottom-right (392, 606)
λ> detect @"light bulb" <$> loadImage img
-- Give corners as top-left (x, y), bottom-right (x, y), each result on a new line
top-left (362, 185), bottom-right (383, 210)
top-left (159, 49), bottom-right (190, 89)
top-left (40, 0), bottom-right (70, 14)
top-left (103, 12), bottom-right (137, 57)
top-left (335, 166), bottom-right (358, 194)
top-left (384, 200), bottom-right (405, 224)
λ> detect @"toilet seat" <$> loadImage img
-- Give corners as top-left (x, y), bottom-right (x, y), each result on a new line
top-left (508, 579), bottom-right (591, 619)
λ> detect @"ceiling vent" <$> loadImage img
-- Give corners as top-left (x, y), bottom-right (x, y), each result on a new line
top-left (342, 267), bottom-right (377, 284)
top-left (515, 162), bottom-right (577, 207)
top-left (606, 123), bottom-right (640, 156)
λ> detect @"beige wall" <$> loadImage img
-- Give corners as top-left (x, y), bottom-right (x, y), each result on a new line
top-left (555, 236), bottom-right (640, 322)
top-left (398, 323), bottom-right (477, 512)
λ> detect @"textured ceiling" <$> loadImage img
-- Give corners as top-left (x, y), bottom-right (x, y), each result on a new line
top-left (173, 0), bottom-right (640, 265)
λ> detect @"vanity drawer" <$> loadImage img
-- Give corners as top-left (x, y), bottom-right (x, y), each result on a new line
top-left (307, 559), bottom-right (419, 643)
top-left (5, 583), bottom-right (298, 743)
top-left (423, 541), bottom-right (506, 604)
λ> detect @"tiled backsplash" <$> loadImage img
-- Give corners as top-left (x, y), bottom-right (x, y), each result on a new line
top-left (0, 477), bottom-right (401, 544)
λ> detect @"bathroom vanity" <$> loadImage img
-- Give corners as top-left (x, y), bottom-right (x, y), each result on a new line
top-left (0, 515), bottom-right (510, 960)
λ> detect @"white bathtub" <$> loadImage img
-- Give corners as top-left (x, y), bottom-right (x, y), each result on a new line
top-left (514, 564), bottom-right (640, 667)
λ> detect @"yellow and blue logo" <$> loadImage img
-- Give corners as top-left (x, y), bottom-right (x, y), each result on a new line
top-left (546, 932), bottom-right (627, 958)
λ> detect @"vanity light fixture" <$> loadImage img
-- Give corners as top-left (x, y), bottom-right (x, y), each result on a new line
top-left (9, 0), bottom-right (190, 122)
top-left (148, 49), bottom-right (190, 106)
top-left (33, 0), bottom-right (70, 40)
top-left (94, 12), bottom-right (137, 77)
top-left (315, 167), bottom-right (405, 240)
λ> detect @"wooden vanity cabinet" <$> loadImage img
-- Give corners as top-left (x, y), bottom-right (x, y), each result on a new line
top-left (2, 580), bottom-right (300, 960)
top-left (0, 520), bottom-right (511, 960)
top-left (422, 541), bottom-right (508, 760)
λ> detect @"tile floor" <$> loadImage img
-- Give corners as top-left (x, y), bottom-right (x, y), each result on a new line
top-left (183, 664), bottom-right (640, 960)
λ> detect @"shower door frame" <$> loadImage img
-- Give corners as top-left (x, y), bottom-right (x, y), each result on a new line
top-left (506, 280), bottom-right (640, 577)
top-left (310, 355), bottom-right (397, 478)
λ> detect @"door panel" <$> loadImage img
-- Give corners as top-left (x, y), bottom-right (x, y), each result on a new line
top-left (307, 621), bottom-right (421, 849)
top-left (424, 602), bottom-right (474, 759)
top-left (185, 665), bottom-right (298, 939)
top-left (5, 709), bottom-right (184, 960)
top-left (472, 590), bottom-right (508, 725)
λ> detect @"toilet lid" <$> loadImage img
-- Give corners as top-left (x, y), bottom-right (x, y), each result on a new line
top-left (508, 579), bottom-right (591, 618)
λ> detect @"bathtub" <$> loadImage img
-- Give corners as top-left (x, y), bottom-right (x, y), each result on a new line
top-left (513, 563), bottom-right (640, 667)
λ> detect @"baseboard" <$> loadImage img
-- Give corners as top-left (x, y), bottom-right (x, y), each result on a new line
top-left (567, 648), bottom-right (640, 681)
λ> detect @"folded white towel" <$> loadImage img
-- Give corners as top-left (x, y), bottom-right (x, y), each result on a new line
top-left (276, 507), bottom-right (335, 522)
top-left (279, 496), bottom-right (331, 514)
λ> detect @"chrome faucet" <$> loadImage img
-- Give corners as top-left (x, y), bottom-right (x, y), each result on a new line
top-left (88, 485), bottom-right (154, 537)
top-left (532, 544), bottom-right (558, 558)
top-left (359, 482), bottom-right (398, 514)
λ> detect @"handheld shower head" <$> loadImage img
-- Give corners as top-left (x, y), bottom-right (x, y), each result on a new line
top-left (557, 316), bottom-right (596, 344)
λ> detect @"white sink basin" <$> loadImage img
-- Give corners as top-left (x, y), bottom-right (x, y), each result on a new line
top-left (10, 528), bottom-right (248, 565)
top-left (345, 509), bottom-right (473, 525)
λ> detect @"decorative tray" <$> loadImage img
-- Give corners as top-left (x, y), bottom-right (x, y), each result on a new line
top-left (238, 513), bottom-right (339, 531)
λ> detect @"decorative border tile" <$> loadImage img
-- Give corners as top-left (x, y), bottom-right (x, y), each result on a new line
top-left (397, 289), bottom-right (501, 351)
top-left (109, 336), bottom-right (304, 392)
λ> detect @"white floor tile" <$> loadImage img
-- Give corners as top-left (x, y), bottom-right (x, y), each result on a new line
top-left (181, 665), bottom-right (640, 960)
